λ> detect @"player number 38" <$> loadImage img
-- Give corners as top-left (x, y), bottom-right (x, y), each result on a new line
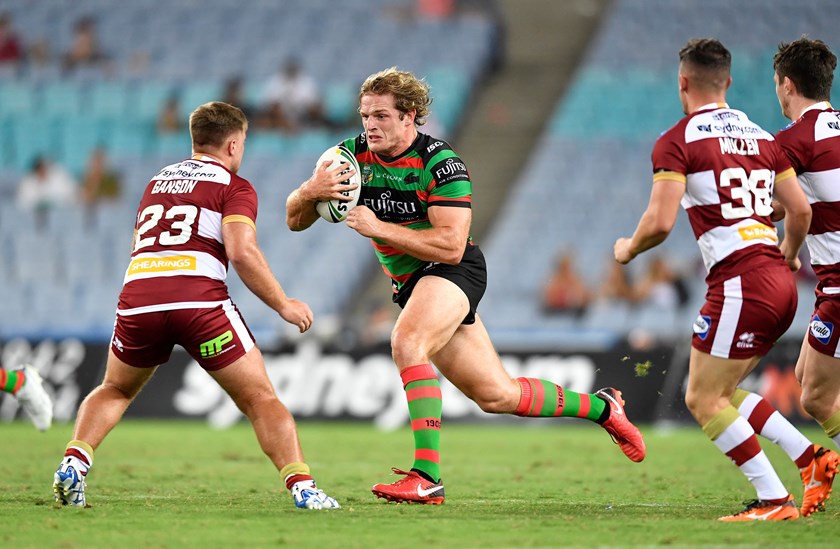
top-left (719, 167), bottom-right (773, 220)
top-left (133, 204), bottom-right (198, 252)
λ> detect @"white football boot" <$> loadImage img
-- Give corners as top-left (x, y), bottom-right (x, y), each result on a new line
top-left (15, 365), bottom-right (53, 431)
top-left (54, 456), bottom-right (89, 507)
top-left (291, 480), bottom-right (340, 509)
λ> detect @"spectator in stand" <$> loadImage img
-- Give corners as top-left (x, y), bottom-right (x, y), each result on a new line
top-left (593, 259), bottom-right (636, 306)
top-left (157, 94), bottom-right (184, 134)
top-left (542, 251), bottom-right (591, 317)
top-left (222, 76), bottom-right (256, 120)
top-left (0, 12), bottom-right (22, 70)
top-left (260, 58), bottom-right (327, 131)
top-left (632, 255), bottom-right (689, 310)
top-left (16, 156), bottom-right (79, 214)
top-left (81, 146), bottom-right (122, 207)
top-left (63, 16), bottom-right (107, 72)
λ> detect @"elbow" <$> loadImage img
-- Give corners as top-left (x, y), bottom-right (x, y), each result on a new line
top-left (789, 207), bottom-right (812, 233)
top-left (442, 252), bottom-right (463, 265)
top-left (649, 223), bottom-right (673, 242)
top-left (441, 245), bottom-right (465, 265)
top-left (286, 216), bottom-right (302, 232)
top-left (227, 245), bottom-right (257, 268)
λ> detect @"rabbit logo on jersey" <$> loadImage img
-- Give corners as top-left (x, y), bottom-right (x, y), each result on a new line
top-left (693, 315), bottom-right (711, 340)
top-left (810, 315), bottom-right (833, 345)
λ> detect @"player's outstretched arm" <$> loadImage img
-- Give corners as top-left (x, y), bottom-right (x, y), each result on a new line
top-left (615, 178), bottom-right (684, 264)
top-left (286, 161), bottom-right (358, 231)
top-left (773, 173), bottom-right (812, 271)
top-left (223, 220), bottom-right (313, 333)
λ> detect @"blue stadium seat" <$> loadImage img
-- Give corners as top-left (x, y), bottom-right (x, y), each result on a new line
top-left (0, 81), bottom-right (37, 118)
top-left (41, 82), bottom-right (86, 117)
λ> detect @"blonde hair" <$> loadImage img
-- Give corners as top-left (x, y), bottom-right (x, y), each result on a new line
top-left (359, 67), bottom-right (432, 126)
top-left (189, 101), bottom-right (248, 150)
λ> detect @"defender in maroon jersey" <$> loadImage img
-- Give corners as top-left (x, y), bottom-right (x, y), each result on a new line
top-left (287, 68), bottom-right (645, 505)
top-left (615, 39), bottom-right (814, 521)
top-left (53, 102), bottom-right (339, 510)
top-left (773, 37), bottom-right (840, 516)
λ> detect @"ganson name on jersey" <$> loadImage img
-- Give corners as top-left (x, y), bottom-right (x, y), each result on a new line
top-left (151, 179), bottom-right (199, 194)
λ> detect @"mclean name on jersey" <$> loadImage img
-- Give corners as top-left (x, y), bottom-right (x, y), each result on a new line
top-left (151, 179), bottom-right (199, 194)
top-left (719, 137), bottom-right (760, 156)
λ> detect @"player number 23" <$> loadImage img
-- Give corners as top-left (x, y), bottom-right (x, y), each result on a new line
top-left (134, 204), bottom-right (198, 252)
top-left (719, 167), bottom-right (773, 220)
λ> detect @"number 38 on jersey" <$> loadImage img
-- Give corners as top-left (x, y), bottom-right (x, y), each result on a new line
top-left (719, 167), bottom-right (774, 220)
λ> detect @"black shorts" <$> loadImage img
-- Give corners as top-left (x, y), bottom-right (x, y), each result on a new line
top-left (392, 242), bottom-right (487, 325)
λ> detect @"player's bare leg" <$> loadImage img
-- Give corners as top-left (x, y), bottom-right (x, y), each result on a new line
top-left (211, 346), bottom-right (338, 509)
top-left (794, 336), bottom-right (840, 515)
top-left (686, 349), bottom-right (798, 521)
top-left (372, 276), bottom-right (467, 503)
top-left (54, 350), bottom-right (157, 506)
top-left (433, 314), bottom-right (644, 461)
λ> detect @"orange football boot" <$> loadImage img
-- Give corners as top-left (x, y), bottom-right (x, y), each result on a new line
top-left (800, 444), bottom-right (840, 516)
top-left (718, 495), bottom-right (800, 522)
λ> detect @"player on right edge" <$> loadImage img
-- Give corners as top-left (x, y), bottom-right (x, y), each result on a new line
top-left (773, 37), bottom-right (840, 515)
top-left (615, 38), bottom-right (814, 521)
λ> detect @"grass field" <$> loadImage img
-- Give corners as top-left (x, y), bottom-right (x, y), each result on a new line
top-left (5, 419), bottom-right (840, 548)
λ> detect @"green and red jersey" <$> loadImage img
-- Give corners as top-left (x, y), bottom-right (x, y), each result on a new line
top-left (341, 132), bottom-right (472, 290)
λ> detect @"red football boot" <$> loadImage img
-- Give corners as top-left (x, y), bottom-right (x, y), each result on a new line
top-left (595, 387), bottom-right (646, 462)
top-left (372, 468), bottom-right (445, 504)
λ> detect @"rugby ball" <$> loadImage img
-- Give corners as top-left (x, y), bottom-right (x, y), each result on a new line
top-left (315, 145), bottom-right (361, 223)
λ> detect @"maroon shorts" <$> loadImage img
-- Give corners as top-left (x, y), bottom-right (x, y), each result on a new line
top-left (807, 292), bottom-right (840, 358)
top-left (692, 264), bottom-right (797, 359)
top-left (111, 299), bottom-right (255, 371)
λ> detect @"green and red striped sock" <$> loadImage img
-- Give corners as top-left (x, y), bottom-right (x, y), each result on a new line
top-left (0, 368), bottom-right (25, 395)
top-left (514, 377), bottom-right (607, 422)
top-left (401, 364), bottom-right (442, 483)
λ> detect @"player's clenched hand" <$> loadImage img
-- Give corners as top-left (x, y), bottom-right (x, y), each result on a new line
top-left (779, 240), bottom-right (801, 272)
top-left (614, 237), bottom-right (636, 264)
top-left (301, 160), bottom-right (358, 203)
top-left (770, 200), bottom-right (786, 222)
top-left (278, 298), bottom-right (313, 333)
top-left (346, 205), bottom-right (381, 238)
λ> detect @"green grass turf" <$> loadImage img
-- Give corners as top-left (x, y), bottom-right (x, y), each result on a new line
top-left (4, 419), bottom-right (840, 548)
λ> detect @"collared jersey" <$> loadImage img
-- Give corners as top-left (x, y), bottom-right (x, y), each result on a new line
top-left (775, 101), bottom-right (840, 292)
top-left (341, 132), bottom-right (472, 290)
top-left (118, 155), bottom-right (258, 313)
top-left (652, 103), bottom-right (796, 285)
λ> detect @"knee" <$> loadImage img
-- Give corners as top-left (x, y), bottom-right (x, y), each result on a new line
top-left (801, 389), bottom-right (831, 421)
top-left (390, 326), bottom-right (427, 367)
top-left (101, 380), bottom-right (140, 401)
top-left (684, 390), bottom-right (706, 421)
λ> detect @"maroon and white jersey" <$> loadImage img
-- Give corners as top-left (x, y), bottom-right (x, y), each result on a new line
top-left (652, 102), bottom-right (796, 285)
top-left (117, 155), bottom-right (258, 314)
top-left (775, 101), bottom-right (840, 292)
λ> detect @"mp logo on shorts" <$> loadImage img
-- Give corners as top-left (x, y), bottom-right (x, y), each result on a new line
top-left (810, 315), bottom-right (833, 345)
top-left (693, 315), bottom-right (711, 340)
top-left (200, 330), bottom-right (234, 358)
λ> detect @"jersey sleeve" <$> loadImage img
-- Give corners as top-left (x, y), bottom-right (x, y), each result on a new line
top-left (769, 140), bottom-right (796, 183)
top-left (775, 126), bottom-right (808, 175)
top-left (222, 178), bottom-right (258, 230)
top-left (652, 128), bottom-right (688, 184)
top-left (426, 150), bottom-right (472, 208)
